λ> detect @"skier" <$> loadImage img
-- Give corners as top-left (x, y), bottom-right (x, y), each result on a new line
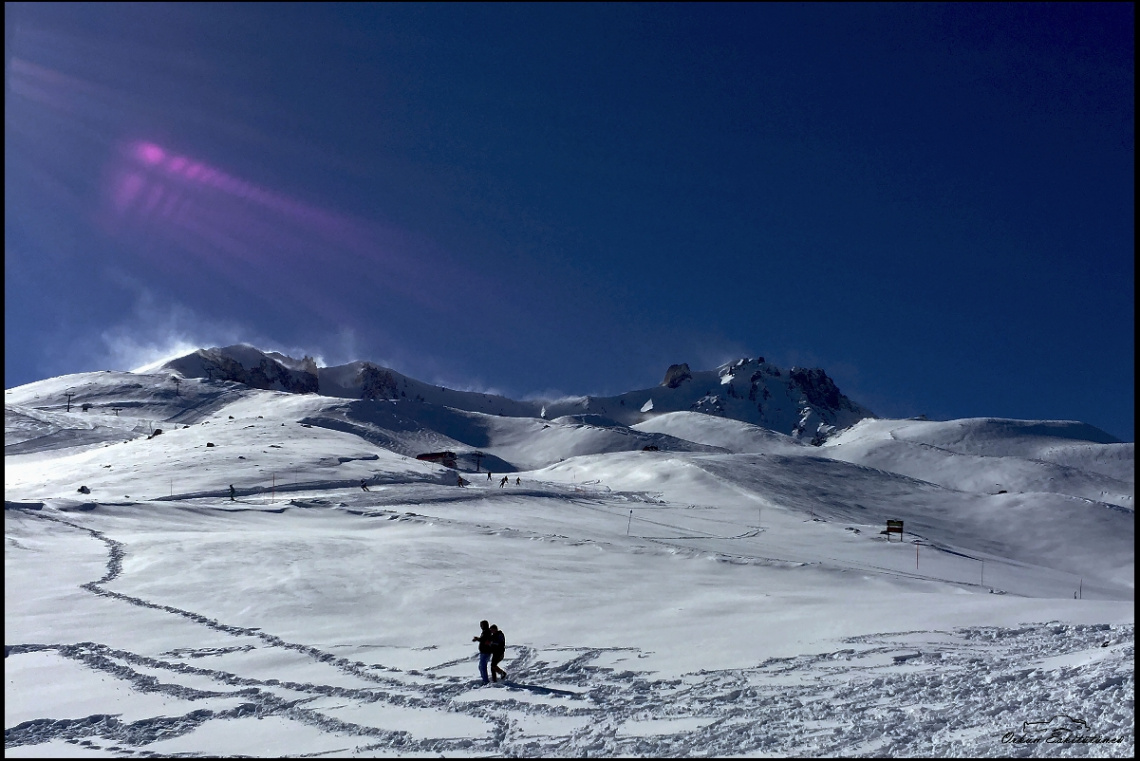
top-left (499, 475), bottom-right (508, 488)
top-left (471, 620), bottom-right (493, 685)
top-left (515, 477), bottom-right (521, 486)
top-left (489, 624), bottom-right (508, 682)
top-left (229, 484), bottom-right (235, 501)
top-left (360, 479), bottom-right (370, 492)
top-left (488, 472), bottom-right (493, 481)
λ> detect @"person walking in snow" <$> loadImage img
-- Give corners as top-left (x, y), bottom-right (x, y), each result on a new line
top-left (499, 475), bottom-right (508, 488)
top-left (229, 484), bottom-right (235, 501)
top-left (360, 479), bottom-right (370, 492)
top-left (489, 624), bottom-right (508, 682)
top-left (488, 472), bottom-right (493, 481)
top-left (515, 477), bottom-right (521, 486)
top-left (472, 619), bottom-right (493, 684)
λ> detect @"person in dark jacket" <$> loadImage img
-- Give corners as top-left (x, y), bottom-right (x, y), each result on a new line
top-left (489, 624), bottom-right (507, 682)
top-left (472, 619), bottom-right (493, 684)
top-left (229, 484), bottom-right (236, 501)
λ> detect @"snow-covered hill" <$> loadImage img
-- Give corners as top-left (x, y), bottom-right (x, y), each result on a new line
top-left (5, 349), bottom-right (1134, 757)
top-left (823, 417), bottom-right (1134, 508)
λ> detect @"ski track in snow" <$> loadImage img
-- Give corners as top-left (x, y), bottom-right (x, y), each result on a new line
top-left (5, 504), bottom-right (1133, 758)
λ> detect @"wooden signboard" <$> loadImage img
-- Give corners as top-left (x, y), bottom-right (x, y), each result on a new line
top-left (885, 520), bottom-right (904, 541)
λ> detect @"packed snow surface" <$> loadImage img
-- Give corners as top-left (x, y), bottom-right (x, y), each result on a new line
top-left (5, 365), bottom-right (1134, 757)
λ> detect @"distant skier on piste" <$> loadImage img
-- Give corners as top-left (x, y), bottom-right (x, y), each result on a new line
top-left (499, 475), bottom-right (508, 488)
top-left (360, 479), bottom-right (370, 492)
top-left (229, 484), bottom-right (235, 501)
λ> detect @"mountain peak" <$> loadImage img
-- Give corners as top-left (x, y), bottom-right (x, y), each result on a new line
top-left (164, 345), bottom-right (319, 394)
top-left (152, 345), bottom-right (874, 441)
top-left (661, 363), bottom-right (692, 389)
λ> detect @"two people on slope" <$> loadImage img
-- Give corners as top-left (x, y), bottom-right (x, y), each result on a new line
top-left (472, 619), bottom-right (508, 684)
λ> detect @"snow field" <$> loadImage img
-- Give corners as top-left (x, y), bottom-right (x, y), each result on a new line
top-left (6, 493), bottom-right (1134, 757)
top-left (5, 371), bottom-right (1133, 756)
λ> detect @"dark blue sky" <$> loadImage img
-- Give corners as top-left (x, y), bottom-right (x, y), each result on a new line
top-left (5, 3), bottom-right (1134, 440)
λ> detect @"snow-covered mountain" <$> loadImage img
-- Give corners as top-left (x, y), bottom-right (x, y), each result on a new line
top-left (5, 346), bottom-right (1133, 757)
top-left (158, 344), bottom-right (872, 442)
top-left (5, 344), bottom-right (1131, 507)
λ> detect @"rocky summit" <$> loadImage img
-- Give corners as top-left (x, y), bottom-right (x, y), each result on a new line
top-left (158, 345), bottom-right (872, 443)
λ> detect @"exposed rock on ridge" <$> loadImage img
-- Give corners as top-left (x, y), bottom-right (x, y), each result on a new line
top-left (662, 363), bottom-right (692, 389)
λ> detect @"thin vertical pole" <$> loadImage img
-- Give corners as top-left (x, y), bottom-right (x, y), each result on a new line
top-left (272, 473), bottom-right (275, 504)
top-left (627, 510), bottom-right (633, 535)
top-left (916, 542), bottom-right (919, 570)
top-left (980, 560), bottom-right (984, 586)
top-left (1079, 578), bottom-right (1082, 600)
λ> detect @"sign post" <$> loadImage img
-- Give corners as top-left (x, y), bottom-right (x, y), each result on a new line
top-left (885, 520), bottom-right (904, 542)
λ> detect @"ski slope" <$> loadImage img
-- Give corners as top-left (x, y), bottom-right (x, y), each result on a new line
top-left (5, 367), bottom-right (1134, 757)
